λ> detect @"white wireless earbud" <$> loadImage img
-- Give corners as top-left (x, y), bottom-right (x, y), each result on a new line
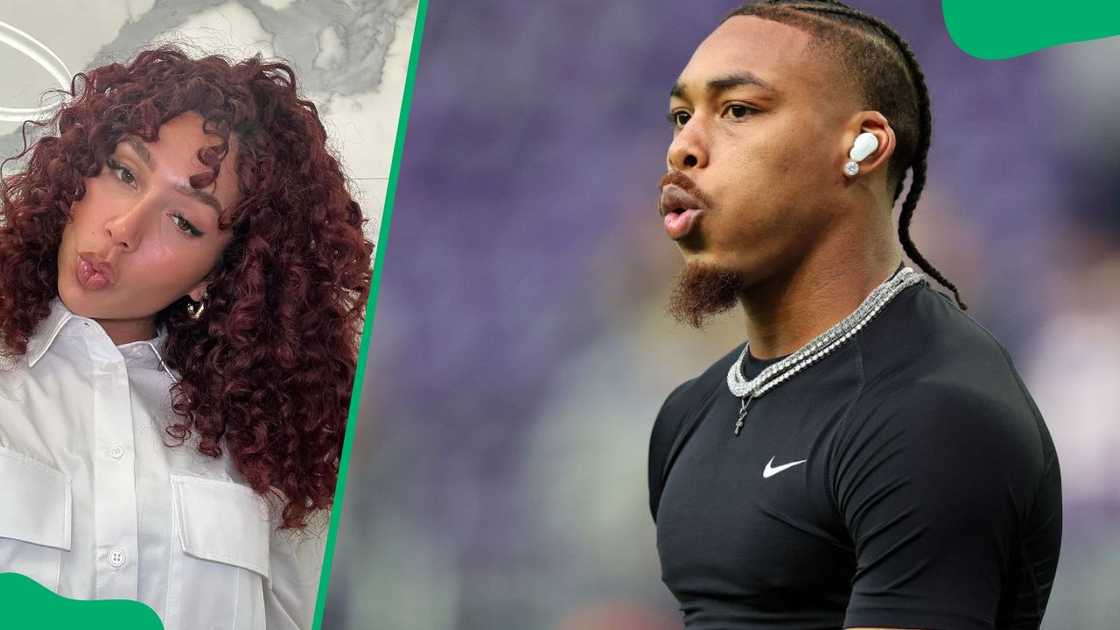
top-left (843, 132), bottom-right (879, 177)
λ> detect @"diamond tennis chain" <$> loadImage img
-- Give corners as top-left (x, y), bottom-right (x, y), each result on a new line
top-left (727, 266), bottom-right (923, 435)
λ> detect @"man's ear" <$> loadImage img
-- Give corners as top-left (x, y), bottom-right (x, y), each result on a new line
top-left (842, 110), bottom-right (896, 178)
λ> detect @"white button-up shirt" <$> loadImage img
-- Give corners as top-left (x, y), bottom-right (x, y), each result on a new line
top-left (0, 300), bottom-right (325, 629)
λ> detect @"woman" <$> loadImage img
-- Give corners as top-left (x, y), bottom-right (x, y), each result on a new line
top-left (0, 47), bottom-right (372, 629)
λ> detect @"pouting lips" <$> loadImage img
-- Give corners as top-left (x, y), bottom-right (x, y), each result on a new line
top-left (658, 184), bottom-right (704, 218)
top-left (660, 184), bottom-right (705, 240)
top-left (76, 253), bottom-right (115, 290)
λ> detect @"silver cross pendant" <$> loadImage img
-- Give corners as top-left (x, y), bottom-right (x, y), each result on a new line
top-left (734, 395), bottom-right (754, 436)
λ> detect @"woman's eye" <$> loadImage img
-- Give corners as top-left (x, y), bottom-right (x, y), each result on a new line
top-left (668, 110), bottom-right (691, 128)
top-left (171, 213), bottom-right (203, 238)
top-left (106, 159), bottom-right (136, 186)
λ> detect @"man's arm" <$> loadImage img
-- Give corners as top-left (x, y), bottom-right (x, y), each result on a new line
top-left (834, 382), bottom-right (1061, 630)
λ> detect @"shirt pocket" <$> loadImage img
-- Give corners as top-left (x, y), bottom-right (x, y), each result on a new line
top-left (166, 474), bottom-right (271, 630)
top-left (0, 446), bottom-right (71, 593)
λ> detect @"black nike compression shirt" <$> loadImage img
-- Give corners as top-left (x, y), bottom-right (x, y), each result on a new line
top-left (649, 281), bottom-right (1062, 630)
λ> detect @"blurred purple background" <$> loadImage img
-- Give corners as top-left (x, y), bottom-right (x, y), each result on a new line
top-left (325, 1), bottom-right (1120, 628)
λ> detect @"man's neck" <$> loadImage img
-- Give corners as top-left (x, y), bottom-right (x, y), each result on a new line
top-left (740, 240), bottom-right (902, 360)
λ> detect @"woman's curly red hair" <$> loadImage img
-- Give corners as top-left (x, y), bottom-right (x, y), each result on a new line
top-left (0, 47), bottom-right (372, 529)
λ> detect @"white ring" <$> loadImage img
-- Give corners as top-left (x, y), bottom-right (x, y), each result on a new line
top-left (0, 20), bottom-right (72, 122)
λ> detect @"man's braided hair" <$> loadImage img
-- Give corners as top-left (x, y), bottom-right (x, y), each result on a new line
top-left (726, 0), bottom-right (966, 309)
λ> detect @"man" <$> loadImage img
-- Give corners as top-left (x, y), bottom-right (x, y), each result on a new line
top-left (648, 2), bottom-right (1062, 629)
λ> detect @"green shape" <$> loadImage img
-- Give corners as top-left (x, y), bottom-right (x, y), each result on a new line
top-left (309, 1), bottom-right (430, 629)
top-left (0, 573), bottom-right (163, 629)
top-left (943, 0), bottom-right (1120, 60)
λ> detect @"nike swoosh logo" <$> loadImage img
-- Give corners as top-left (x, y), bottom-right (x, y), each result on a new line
top-left (762, 456), bottom-right (808, 479)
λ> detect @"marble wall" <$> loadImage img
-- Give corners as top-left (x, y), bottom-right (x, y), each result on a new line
top-left (0, 0), bottom-right (418, 242)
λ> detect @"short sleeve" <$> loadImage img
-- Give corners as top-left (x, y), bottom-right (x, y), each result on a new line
top-left (649, 377), bottom-right (702, 522)
top-left (264, 510), bottom-right (329, 630)
top-left (833, 383), bottom-right (1060, 630)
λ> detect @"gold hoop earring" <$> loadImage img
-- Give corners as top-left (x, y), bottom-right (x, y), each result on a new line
top-left (187, 299), bottom-right (206, 320)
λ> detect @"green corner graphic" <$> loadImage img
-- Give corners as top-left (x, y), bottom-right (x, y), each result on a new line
top-left (0, 573), bottom-right (163, 629)
top-left (943, 0), bottom-right (1120, 59)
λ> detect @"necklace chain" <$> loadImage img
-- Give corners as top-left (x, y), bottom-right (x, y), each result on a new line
top-left (727, 267), bottom-right (923, 434)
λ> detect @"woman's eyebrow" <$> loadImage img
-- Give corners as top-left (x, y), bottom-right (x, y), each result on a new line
top-left (120, 135), bottom-right (223, 216)
top-left (121, 135), bottom-right (153, 165)
top-left (175, 184), bottom-right (223, 216)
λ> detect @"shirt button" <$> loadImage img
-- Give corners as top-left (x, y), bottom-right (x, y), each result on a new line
top-left (108, 548), bottom-right (126, 568)
top-left (109, 445), bottom-right (125, 460)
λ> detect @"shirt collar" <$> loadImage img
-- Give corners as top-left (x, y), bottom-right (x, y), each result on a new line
top-left (116, 333), bottom-right (178, 382)
top-left (27, 298), bottom-right (179, 382)
top-left (25, 299), bottom-right (76, 369)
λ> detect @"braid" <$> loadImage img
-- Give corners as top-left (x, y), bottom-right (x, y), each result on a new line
top-left (729, 0), bottom-right (968, 309)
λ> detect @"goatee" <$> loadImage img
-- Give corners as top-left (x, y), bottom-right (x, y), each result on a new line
top-left (667, 262), bottom-right (748, 329)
